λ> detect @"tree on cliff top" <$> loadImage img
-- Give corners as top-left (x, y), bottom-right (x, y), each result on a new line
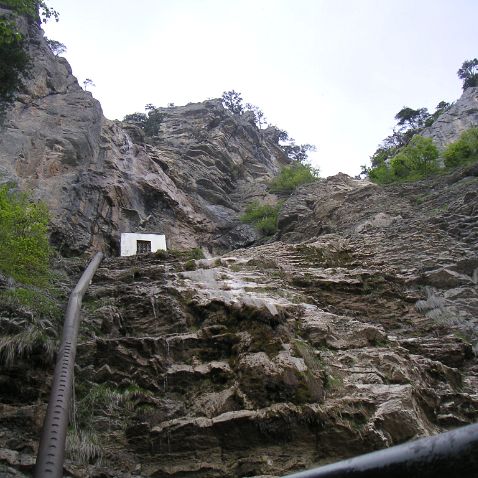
top-left (221, 90), bottom-right (268, 128)
top-left (395, 107), bottom-right (430, 130)
top-left (458, 58), bottom-right (478, 90)
top-left (0, 1), bottom-right (58, 22)
top-left (123, 104), bottom-right (164, 138)
top-left (222, 90), bottom-right (244, 114)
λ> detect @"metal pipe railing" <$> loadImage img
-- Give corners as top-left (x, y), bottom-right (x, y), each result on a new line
top-left (34, 252), bottom-right (104, 478)
top-left (283, 422), bottom-right (478, 478)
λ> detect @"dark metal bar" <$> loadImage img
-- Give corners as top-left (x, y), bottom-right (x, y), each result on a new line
top-left (283, 422), bottom-right (478, 478)
top-left (34, 252), bottom-right (104, 478)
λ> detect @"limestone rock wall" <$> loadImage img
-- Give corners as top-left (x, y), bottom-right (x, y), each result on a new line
top-left (422, 87), bottom-right (478, 149)
top-left (0, 14), bottom-right (287, 256)
top-left (0, 9), bottom-right (477, 478)
top-left (1, 168), bottom-right (477, 477)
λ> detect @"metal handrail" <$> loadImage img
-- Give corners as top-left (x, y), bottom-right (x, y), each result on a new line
top-left (34, 252), bottom-right (104, 478)
top-left (283, 422), bottom-right (478, 478)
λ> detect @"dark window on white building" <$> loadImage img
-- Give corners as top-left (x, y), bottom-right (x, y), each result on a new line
top-left (136, 240), bottom-right (151, 254)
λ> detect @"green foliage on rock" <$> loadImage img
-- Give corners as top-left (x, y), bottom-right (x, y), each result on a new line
top-left (156, 247), bottom-right (205, 261)
top-left (390, 135), bottom-right (439, 178)
top-left (281, 143), bottom-right (316, 162)
top-left (0, 0), bottom-right (58, 21)
top-left (443, 127), bottom-right (478, 168)
top-left (269, 162), bottom-right (319, 194)
top-left (222, 90), bottom-right (268, 129)
top-left (0, 183), bottom-right (51, 285)
top-left (0, 0), bottom-right (58, 107)
top-left (123, 112), bottom-right (147, 125)
top-left (368, 129), bottom-right (478, 184)
top-left (0, 20), bottom-right (28, 106)
top-left (366, 101), bottom-right (450, 173)
top-left (0, 284), bottom-right (62, 366)
top-left (0, 183), bottom-right (61, 367)
top-left (123, 103), bottom-right (164, 138)
top-left (368, 136), bottom-right (439, 184)
top-left (0, 286), bottom-right (60, 318)
top-left (395, 106), bottom-right (430, 130)
top-left (67, 382), bottom-right (152, 464)
top-left (0, 304), bottom-right (58, 366)
top-left (241, 201), bottom-right (281, 236)
top-left (0, 31), bottom-right (29, 105)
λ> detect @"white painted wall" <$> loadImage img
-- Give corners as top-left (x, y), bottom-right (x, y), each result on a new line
top-left (120, 233), bottom-right (167, 257)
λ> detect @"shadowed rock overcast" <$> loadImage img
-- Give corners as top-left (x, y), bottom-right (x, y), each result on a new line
top-left (1, 1), bottom-right (478, 477)
top-left (43, 0), bottom-right (478, 177)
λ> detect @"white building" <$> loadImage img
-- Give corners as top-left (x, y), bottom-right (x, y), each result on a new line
top-left (120, 233), bottom-right (167, 257)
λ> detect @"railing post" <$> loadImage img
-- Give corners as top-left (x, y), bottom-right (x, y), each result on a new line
top-left (34, 252), bottom-right (104, 478)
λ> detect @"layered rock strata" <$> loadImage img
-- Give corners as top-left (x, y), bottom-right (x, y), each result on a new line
top-left (1, 169), bottom-right (476, 477)
top-left (0, 10), bottom-right (287, 255)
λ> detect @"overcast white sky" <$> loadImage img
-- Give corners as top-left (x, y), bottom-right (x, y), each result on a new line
top-left (44, 0), bottom-right (478, 177)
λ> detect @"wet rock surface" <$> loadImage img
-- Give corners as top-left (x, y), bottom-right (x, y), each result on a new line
top-left (1, 9), bottom-right (478, 478)
top-left (2, 166), bottom-right (477, 477)
top-left (0, 17), bottom-right (286, 256)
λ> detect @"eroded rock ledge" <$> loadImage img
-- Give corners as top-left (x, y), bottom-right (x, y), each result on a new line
top-left (0, 15), bottom-right (288, 256)
top-left (2, 166), bottom-right (476, 477)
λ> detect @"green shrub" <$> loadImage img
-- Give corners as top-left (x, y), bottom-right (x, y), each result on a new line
top-left (71, 382), bottom-right (152, 440)
top-left (0, 183), bottom-right (59, 366)
top-left (184, 259), bottom-right (197, 271)
top-left (368, 161), bottom-right (394, 184)
top-left (0, 319), bottom-right (57, 365)
top-left (443, 128), bottom-right (478, 168)
top-left (368, 136), bottom-right (439, 184)
top-left (0, 183), bottom-right (52, 285)
top-left (390, 136), bottom-right (439, 178)
top-left (269, 162), bottom-right (319, 194)
top-left (156, 247), bottom-right (205, 260)
top-left (0, 287), bottom-right (60, 319)
top-left (187, 247), bottom-right (205, 260)
top-left (254, 215), bottom-right (277, 235)
top-left (0, 286), bottom-right (62, 366)
top-left (240, 201), bottom-right (281, 235)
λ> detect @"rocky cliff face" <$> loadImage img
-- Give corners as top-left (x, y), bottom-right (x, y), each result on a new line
top-left (1, 168), bottom-right (477, 477)
top-left (0, 13), bottom-right (287, 256)
top-left (422, 87), bottom-right (478, 149)
top-left (1, 10), bottom-right (478, 478)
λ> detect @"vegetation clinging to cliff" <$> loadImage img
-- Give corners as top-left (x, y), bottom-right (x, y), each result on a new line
top-left (443, 127), bottom-right (478, 167)
top-left (367, 128), bottom-right (478, 184)
top-left (123, 103), bottom-right (164, 138)
top-left (364, 102), bottom-right (450, 175)
top-left (270, 162), bottom-right (319, 194)
top-left (241, 201), bottom-right (281, 236)
top-left (368, 136), bottom-right (439, 184)
top-left (0, 183), bottom-right (62, 366)
top-left (364, 57), bottom-right (478, 181)
top-left (0, 0), bottom-right (58, 109)
top-left (0, 183), bottom-right (51, 285)
top-left (221, 90), bottom-right (317, 164)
